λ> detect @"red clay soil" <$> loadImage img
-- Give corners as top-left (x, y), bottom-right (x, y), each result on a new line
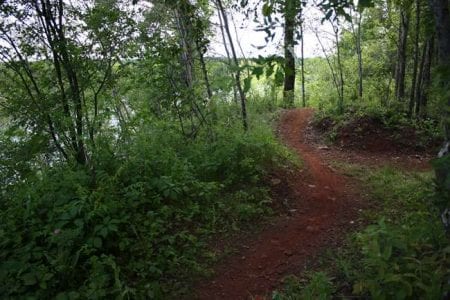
top-left (195, 109), bottom-right (367, 299)
top-left (309, 118), bottom-right (433, 172)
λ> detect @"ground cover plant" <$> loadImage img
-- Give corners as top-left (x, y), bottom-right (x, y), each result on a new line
top-left (0, 105), bottom-right (296, 298)
top-left (274, 166), bottom-right (450, 299)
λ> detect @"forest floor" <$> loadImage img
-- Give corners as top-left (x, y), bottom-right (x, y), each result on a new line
top-left (195, 108), bottom-right (431, 300)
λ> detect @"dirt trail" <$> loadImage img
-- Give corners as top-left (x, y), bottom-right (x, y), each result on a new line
top-left (195, 108), bottom-right (365, 299)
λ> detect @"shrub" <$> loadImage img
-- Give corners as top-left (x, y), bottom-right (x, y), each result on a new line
top-left (0, 110), bottom-right (295, 298)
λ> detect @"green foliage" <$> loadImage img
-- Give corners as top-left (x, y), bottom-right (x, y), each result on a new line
top-left (350, 168), bottom-right (449, 299)
top-left (354, 218), bottom-right (450, 299)
top-left (0, 106), bottom-right (294, 299)
top-left (272, 273), bottom-right (334, 300)
top-left (272, 167), bottom-right (449, 299)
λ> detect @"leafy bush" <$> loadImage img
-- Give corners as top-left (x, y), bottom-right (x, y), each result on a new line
top-left (272, 167), bottom-right (450, 300)
top-left (272, 273), bottom-right (334, 300)
top-left (354, 217), bottom-right (450, 299)
top-left (352, 168), bottom-right (450, 299)
top-left (0, 111), bottom-right (294, 298)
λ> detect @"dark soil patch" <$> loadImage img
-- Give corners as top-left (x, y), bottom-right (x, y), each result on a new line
top-left (312, 115), bottom-right (437, 171)
top-left (314, 115), bottom-right (441, 155)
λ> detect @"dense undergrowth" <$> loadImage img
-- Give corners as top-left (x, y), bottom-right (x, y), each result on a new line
top-left (275, 165), bottom-right (450, 299)
top-left (0, 104), bottom-right (295, 299)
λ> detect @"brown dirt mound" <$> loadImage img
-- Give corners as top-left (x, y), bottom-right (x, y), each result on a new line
top-left (314, 115), bottom-right (441, 155)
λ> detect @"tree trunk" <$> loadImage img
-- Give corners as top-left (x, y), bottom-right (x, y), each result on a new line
top-left (36, 0), bottom-right (87, 165)
top-left (351, 8), bottom-right (363, 99)
top-left (409, 0), bottom-right (421, 117)
top-left (197, 41), bottom-right (212, 100)
top-left (334, 25), bottom-right (345, 114)
top-left (217, 3), bottom-right (238, 104)
top-left (283, 0), bottom-right (297, 108)
top-left (356, 16), bottom-right (363, 99)
top-left (395, 10), bottom-right (410, 102)
top-left (414, 37), bottom-right (427, 116)
top-left (428, 0), bottom-right (450, 133)
top-left (300, 21), bottom-right (306, 107)
top-left (216, 0), bottom-right (248, 131)
top-left (417, 37), bottom-right (434, 117)
top-left (428, 0), bottom-right (450, 229)
top-left (175, 8), bottom-right (195, 89)
top-left (314, 29), bottom-right (341, 107)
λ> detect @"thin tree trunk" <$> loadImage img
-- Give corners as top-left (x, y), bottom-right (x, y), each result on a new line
top-left (300, 21), bottom-right (306, 107)
top-left (395, 10), bottom-right (410, 102)
top-left (37, 0), bottom-right (87, 165)
top-left (283, 0), bottom-right (297, 108)
top-left (410, 42), bottom-right (428, 116)
top-left (334, 25), bottom-right (345, 114)
top-left (197, 41), bottom-right (213, 100)
top-left (414, 37), bottom-right (427, 116)
top-left (417, 37), bottom-right (434, 117)
top-left (314, 30), bottom-right (341, 104)
top-left (351, 8), bottom-right (363, 99)
top-left (216, 0), bottom-right (248, 131)
top-left (409, 0), bottom-right (421, 116)
top-left (217, 5), bottom-right (238, 103)
top-left (356, 16), bottom-right (363, 99)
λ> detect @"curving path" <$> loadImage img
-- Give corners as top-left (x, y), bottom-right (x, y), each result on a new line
top-left (195, 109), bottom-right (366, 299)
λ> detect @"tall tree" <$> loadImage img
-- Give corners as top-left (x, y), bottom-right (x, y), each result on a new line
top-left (428, 0), bottom-right (450, 209)
top-left (428, 0), bottom-right (450, 136)
top-left (300, 20), bottom-right (306, 107)
top-left (415, 36), bottom-right (434, 117)
top-left (283, 0), bottom-right (299, 107)
top-left (394, 8), bottom-right (411, 102)
top-left (216, 0), bottom-right (248, 130)
top-left (408, 0), bottom-right (421, 116)
top-left (0, 0), bottom-right (134, 165)
top-left (350, 4), bottom-right (364, 99)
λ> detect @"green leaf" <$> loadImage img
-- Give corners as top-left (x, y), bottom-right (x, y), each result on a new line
top-left (252, 66), bottom-right (264, 79)
top-left (93, 237), bottom-right (102, 248)
top-left (22, 272), bottom-right (37, 285)
top-left (262, 3), bottom-right (272, 17)
top-left (243, 77), bottom-right (252, 92)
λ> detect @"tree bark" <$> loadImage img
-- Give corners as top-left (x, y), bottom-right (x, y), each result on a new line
top-left (36, 0), bottom-right (87, 165)
top-left (428, 0), bottom-right (450, 229)
top-left (334, 25), bottom-right (345, 114)
top-left (300, 21), bottom-right (306, 107)
top-left (175, 7), bottom-right (195, 89)
top-left (417, 37), bottom-right (434, 117)
top-left (196, 41), bottom-right (212, 101)
top-left (428, 0), bottom-right (450, 133)
top-left (314, 29), bottom-right (341, 107)
top-left (351, 8), bottom-right (363, 99)
top-left (409, 0), bottom-right (421, 116)
top-left (216, 0), bottom-right (248, 131)
top-left (217, 3), bottom-right (238, 104)
top-left (414, 37), bottom-right (427, 116)
top-left (283, 0), bottom-right (297, 108)
top-left (356, 16), bottom-right (363, 99)
top-left (395, 10), bottom-right (410, 102)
